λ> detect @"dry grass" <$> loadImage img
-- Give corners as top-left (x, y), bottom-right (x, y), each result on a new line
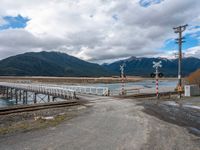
top-left (0, 76), bottom-right (176, 84)
top-left (0, 113), bottom-right (75, 135)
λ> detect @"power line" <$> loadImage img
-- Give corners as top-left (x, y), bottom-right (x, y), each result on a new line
top-left (173, 24), bottom-right (188, 98)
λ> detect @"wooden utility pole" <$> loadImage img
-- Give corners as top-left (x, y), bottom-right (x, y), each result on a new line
top-left (173, 24), bottom-right (188, 98)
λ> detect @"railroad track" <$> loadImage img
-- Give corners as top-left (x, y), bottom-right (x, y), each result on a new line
top-left (0, 101), bottom-right (84, 116)
top-left (120, 91), bottom-right (179, 98)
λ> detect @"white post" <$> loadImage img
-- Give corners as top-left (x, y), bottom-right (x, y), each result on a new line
top-left (153, 61), bottom-right (162, 99)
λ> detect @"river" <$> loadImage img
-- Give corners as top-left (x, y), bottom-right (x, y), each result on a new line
top-left (0, 79), bottom-right (178, 108)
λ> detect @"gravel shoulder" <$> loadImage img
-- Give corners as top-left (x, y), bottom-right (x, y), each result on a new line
top-left (0, 96), bottom-right (199, 150)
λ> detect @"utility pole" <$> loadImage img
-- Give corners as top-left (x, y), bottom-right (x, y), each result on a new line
top-left (173, 24), bottom-right (188, 98)
top-left (153, 61), bottom-right (162, 99)
top-left (120, 63), bottom-right (126, 95)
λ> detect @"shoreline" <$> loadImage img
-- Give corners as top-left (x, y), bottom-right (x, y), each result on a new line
top-left (0, 76), bottom-right (177, 84)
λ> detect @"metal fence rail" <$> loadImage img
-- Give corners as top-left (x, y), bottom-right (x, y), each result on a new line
top-left (42, 84), bottom-right (110, 96)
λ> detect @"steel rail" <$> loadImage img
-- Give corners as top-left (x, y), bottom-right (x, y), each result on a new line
top-left (0, 101), bottom-right (83, 116)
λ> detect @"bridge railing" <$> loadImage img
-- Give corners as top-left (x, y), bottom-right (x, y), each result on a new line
top-left (0, 82), bottom-right (110, 97)
top-left (41, 84), bottom-right (109, 96)
top-left (0, 82), bottom-right (76, 99)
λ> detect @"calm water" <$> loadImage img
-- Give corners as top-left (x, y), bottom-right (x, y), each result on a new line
top-left (0, 80), bottom-right (177, 108)
top-left (0, 93), bottom-right (51, 108)
top-left (85, 79), bottom-right (177, 90)
top-left (0, 99), bottom-right (16, 108)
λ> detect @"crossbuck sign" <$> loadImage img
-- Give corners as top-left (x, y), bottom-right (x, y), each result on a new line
top-left (153, 61), bottom-right (162, 69)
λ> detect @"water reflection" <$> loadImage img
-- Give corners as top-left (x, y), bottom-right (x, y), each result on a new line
top-left (0, 80), bottom-right (177, 107)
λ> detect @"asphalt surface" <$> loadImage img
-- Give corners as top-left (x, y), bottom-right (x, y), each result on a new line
top-left (0, 95), bottom-right (200, 150)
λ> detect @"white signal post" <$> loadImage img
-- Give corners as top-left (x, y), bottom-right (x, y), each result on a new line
top-left (153, 61), bottom-right (162, 99)
top-left (120, 63), bottom-right (126, 95)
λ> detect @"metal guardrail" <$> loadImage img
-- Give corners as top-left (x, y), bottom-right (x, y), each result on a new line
top-left (108, 86), bottom-right (176, 96)
top-left (42, 84), bottom-right (110, 96)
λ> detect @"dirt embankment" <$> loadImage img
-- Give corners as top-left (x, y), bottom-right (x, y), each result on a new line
top-left (0, 105), bottom-right (87, 136)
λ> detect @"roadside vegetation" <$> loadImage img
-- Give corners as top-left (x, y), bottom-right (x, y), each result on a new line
top-left (188, 69), bottom-right (200, 86)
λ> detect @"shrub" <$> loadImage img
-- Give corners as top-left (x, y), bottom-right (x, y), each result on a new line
top-left (187, 69), bottom-right (200, 86)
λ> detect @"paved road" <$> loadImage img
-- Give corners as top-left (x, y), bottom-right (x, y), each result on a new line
top-left (0, 95), bottom-right (199, 150)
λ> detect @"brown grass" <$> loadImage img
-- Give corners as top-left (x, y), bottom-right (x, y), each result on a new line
top-left (0, 114), bottom-right (74, 135)
top-left (0, 76), bottom-right (176, 84)
top-left (187, 69), bottom-right (200, 85)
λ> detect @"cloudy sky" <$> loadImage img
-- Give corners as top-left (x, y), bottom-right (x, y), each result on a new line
top-left (0, 0), bottom-right (199, 63)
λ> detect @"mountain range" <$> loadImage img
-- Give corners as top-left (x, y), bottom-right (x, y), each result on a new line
top-left (103, 56), bottom-right (200, 77)
top-left (0, 51), bottom-right (111, 76)
top-left (0, 51), bottom-right (200, 77)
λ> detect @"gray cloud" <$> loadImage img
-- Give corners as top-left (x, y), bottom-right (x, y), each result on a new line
top-left (0, 29), bottom-right (66, 59)
top-left (0, 0), bottom-right (199, 63)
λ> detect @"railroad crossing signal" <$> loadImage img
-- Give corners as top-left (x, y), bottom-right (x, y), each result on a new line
top-left (120, 63), bottom-right (126, 95)
top-left (152, 61), bottom-right (162, 99)
top-left (120, 63), bottom-right (126, 77)
top-left (153, 61), bottom-right (162, 68)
